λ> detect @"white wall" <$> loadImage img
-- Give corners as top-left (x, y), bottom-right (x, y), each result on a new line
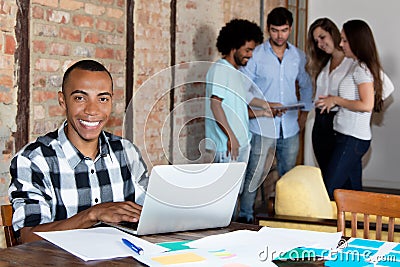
top-left (308, 0), bottom-right (400, 188)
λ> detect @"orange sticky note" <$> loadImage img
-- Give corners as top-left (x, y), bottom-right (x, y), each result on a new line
top-left (151, 252), bottom-right (206, 265)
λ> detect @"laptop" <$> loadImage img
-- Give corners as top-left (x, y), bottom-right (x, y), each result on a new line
top-left (104, 162), bottom-right (246, 235)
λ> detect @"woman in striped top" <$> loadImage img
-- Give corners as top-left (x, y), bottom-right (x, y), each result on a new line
top-left (315, 19), bottom-right (383, 199)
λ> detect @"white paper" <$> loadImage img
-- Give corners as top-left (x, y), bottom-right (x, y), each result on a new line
top-left (35, 227), bottom-right (168, 262)
top-left (187, 227), bottom-right (342, 262)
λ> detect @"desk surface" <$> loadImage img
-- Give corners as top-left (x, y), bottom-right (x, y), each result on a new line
top-left (0, 222), bottom-right (260, 266)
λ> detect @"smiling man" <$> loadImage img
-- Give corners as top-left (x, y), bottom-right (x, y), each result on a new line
top-left (9, 59), bottom-right (148, 243)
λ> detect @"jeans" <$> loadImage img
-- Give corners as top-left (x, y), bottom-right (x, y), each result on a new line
top-left (312, 108), bottom-right (337, 178)
top-left (324, 132), bottom-right (371, 199)
top-left (238, 132), bottom-right (299, 221)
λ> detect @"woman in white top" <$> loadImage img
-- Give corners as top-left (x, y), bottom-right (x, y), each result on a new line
top-left (316, 19), bottom-right (383, 198)
top-left (306, 18), bottom-right (353, 180)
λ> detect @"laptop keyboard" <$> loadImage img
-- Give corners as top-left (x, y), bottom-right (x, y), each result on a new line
top-left (118, 221), bottom-right (139, 230)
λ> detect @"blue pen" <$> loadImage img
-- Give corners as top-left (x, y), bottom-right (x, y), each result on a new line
top-left (122, 238), bottom-right (144, 255)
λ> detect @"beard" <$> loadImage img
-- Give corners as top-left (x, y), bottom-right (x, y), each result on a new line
top-left (234, 52), bottom-right (249, 67)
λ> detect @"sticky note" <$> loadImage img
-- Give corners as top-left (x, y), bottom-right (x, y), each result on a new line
top-left (151, 252), bottom-right (206, 265)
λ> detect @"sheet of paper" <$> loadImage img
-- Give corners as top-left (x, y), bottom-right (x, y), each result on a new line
top-left (36, 227), bottom-right (168, 262)
top-left (187, 227), bottom-right (342, 263)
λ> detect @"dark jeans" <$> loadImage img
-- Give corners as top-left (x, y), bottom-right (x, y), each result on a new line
top-left (324, 132), bottom-right (371, 199)
top-left (312, 108), bottom-right (337, 178)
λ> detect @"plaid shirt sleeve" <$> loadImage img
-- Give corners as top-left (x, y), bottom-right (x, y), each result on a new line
top-left (121, 139), bottom-right (149, 205)
top-left (8, 147), bottom-right (55, 232)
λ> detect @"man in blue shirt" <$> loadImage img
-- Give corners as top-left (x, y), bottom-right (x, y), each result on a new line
top-left (205, 19), bottom-right (264, 164)
top-left (239, 7), bottom-right (313, 223)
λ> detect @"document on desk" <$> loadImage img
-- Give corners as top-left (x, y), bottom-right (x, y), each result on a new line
top-left (35, 227), bottom-right (168, 262)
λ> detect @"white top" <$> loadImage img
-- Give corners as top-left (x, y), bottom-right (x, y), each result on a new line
top-left (334, 60), bottom-right (374, 140)
top-left (315, 57), bottom-right (353, 111)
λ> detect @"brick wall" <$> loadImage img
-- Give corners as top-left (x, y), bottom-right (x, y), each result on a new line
top-left (0, 0), bottom-right (17, 204)
top-left (30, 0), bottom-right (126, 139)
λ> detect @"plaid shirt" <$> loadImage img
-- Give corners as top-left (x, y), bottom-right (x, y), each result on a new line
top-left (9, 122), bottom-right (148, 231)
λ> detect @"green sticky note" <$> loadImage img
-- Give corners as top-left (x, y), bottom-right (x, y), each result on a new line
top-left (157, 241), bottom-right (192, 251)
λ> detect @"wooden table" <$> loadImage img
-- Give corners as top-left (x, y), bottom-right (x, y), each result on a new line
top-left (0, 222), bottom-right (260, 266)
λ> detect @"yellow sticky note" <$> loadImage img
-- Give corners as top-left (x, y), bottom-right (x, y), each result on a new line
top-left (151, 252), bottom-right (206, 265)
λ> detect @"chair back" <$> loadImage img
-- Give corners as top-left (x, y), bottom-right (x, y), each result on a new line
top-left (1, 204), bottom-right (18, 247)
top-left (334, 189), bottom-right (400, 241)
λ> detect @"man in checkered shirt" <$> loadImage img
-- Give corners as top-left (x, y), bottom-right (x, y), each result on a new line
top-left (9, 59), bottom-right (149, 243)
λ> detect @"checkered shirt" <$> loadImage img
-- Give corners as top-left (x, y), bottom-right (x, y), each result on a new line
top-left (9, 122), bottom-right (149, 231)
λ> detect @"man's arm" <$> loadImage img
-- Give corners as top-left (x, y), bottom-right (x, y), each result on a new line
top-left (19, 201), bottom-right (142, 243)
top-left (210, 95), bottom-right (239, 160)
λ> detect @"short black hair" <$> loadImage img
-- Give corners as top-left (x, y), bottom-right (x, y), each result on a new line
top-left (216, 19), bottom-right (263, 56)
top-left (62, 59), bottom-right (113, 92)
top-left (267, 7), bottom-right (293, 28)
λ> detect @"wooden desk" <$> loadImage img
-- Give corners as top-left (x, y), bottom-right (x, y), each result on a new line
top-left (0, 223), bottom-right (260, 266)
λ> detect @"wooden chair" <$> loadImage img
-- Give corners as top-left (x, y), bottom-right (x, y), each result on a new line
top-left (1, 204), bottom-right (18, 247)
top-left (334, 189), bottom-right (400, 241)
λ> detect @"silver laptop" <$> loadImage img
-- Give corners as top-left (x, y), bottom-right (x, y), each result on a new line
top-left (105, 162), bottom-right (246, 235)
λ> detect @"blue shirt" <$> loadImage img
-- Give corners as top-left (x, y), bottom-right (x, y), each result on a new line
top-left (205, 59), bottom-right (251, 152)
top-left (241, 40), bottom-right (313, 139)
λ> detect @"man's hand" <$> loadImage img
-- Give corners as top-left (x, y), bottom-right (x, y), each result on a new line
top-left (88, 201), bottom-right (142, 224)
top-left (227, 135), bottom-right (240, 161)
top-left (298, 111), bottom-right (308, 131)
top-left (19, 201), bottom-right (143, 244)
top-left (269, 102), bottom-right (287, 117)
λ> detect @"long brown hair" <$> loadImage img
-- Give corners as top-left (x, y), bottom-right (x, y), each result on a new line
top-left (306, 18), bottom-right (342, 85)
top-left (343, 20), bottom-right (383, 112)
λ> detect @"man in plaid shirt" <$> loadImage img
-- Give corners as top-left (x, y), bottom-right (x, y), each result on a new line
top-left (9, 59), bottom-right (149, 243)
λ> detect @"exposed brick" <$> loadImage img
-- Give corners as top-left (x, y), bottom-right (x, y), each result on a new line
top-left (32, 40), bottom-right (47, 54)
top-left (96, 19), bottom-right (115, 32)
top-left (0, 75), bottom-right (13, 88)
top-left (60, 27), bottom-right (81, 42)
top-left (48, 105), bottom-right (65, 117)
top-left (33, 75), bottom-right (46, 88)
top-left (33, 105), bottom-right (45, 120)
top-left (32, 91), bottom-right (57, 103)
top-left (73, 46), bottom-right (94, 57)
top-left (60, 0), bottom-right (83, 10)
top-left (0, 54), bottom-right (13, 70)
top-left (49, 43), bottom-right (71, 56)
top-left (95, 48), bottom-right (114, 59)
top-left (4, 35), bottom-right (15, 54)
top-left (116, 22), bottom-right (124, 33)
top-left (0, 92), bottom-right (12, 103)
top-left (100, 0), bottom-right (115, 5)
top-left (84, 32), bottom-right (101, 44)
top-left (84, 3), bottom-right (105, 16)
top-left (34, 58), bottom-right (60, 72)
top-left (47, 10), bottom-right (70, 24)
top-left (113, 87), bottom-right (124, 100)
top-left (106, 34), bottom-right (123, 45)
top-left (33, 23), bottom-right (58, 37)
top-left (32, 6), bottom-right (44, 19)
top-left (186, 1), bottom-right (197, 9)
top-left (117, 0), bottom-right (124, 8)
top-left (106, 7), bottom-right (124, 19)
top-left (106, 116), bottom-right (122, 127)
top-left (48, 75), bottom-right (63, 87)
top-left (32, 0), bottom-right (58, 8)
top-left (72, 14), bottom-right (94, 28)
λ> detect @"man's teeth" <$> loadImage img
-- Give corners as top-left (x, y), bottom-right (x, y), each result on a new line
top-left (80, 120), bottom-right (100, 127)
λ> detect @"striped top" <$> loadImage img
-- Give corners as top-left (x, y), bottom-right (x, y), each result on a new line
top-left (334, 60), bottom-right (374, 140)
